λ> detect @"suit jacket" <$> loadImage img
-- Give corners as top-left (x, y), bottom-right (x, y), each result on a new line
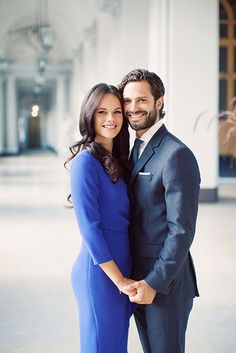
top-left (128, 124), bottom-right (201, 305)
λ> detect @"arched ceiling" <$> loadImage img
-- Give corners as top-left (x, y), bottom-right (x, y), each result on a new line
top-left (0, 0), bottom-right (98, 65)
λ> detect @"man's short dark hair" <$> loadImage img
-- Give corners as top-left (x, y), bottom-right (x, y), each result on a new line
top-left (118, 68), bottom-right (165, 119)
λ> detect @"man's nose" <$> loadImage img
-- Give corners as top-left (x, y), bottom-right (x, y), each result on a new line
top-left (128, 101), bottom-right (138, 113)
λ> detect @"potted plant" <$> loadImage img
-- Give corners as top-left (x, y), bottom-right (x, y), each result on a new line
top-left (194, 99), bottom-right (236, 175)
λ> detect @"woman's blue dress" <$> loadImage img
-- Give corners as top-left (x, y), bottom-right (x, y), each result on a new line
top-left (70, 150), bottom-right (133, 353)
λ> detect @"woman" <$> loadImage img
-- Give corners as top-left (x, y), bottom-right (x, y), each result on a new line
top-left (65, 83), bottom-right (135, 353)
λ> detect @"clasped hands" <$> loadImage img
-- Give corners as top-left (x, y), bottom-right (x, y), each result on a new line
top-left (117, 278), bottom-right (156, 304)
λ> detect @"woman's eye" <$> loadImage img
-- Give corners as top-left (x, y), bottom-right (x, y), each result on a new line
top-left (97, 110), bottom-right (106, 114)
top-left (114, 110), bottom-right (122, 114)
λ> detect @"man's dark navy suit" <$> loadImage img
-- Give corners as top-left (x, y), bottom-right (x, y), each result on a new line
top-left (128, 124), bottom-right (200, 353)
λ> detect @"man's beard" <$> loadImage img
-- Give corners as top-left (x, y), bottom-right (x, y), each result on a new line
top-left (127, 106), bottom-right (158, 131)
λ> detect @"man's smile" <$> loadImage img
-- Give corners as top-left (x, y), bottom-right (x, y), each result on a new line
top-left (128, 112), bottom-right (146, 120)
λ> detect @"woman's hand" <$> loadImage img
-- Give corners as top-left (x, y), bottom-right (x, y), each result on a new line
top-left (98, 260), bottom-right (137, 296)
top-left (116, 278), bottom-right (137, 296)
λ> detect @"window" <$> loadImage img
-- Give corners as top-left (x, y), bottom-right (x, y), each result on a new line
top-left (219, 0), bottom-right (236, 176)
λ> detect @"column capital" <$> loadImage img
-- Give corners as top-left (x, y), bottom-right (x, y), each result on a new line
top-left (97, 0), bottom-right (121, 17)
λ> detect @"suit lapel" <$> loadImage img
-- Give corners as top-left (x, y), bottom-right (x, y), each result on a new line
top-left (128, 124), bottom-right (168, 188)
top-left (129, 143), bottom-right (154, 187)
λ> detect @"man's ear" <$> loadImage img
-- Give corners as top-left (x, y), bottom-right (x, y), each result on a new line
top-left (156, 96), bottom-right (164, 111)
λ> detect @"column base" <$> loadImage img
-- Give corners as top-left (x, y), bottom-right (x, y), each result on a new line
top-left (199, 188), bottom-right (218, 203)
top-left (0, 151), bottom-right (19, 156)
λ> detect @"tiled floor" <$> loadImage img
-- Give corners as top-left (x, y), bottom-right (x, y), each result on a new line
top-left (0, 150), bottom-right (236, 353)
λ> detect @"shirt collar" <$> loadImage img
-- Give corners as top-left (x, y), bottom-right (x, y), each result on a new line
top-left (138, 119), bottom-right (163, 144)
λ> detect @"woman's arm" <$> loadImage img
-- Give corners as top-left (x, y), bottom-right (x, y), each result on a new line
top-left (70, 152), bottom-right (112, 264)
top-left (99, 260), bottom-right (135, 295)
top-left (70, 152), bottom-right (135, 295)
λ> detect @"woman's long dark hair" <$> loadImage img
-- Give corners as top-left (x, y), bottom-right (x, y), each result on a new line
top-left (65, 83), bottom-right (131, 202)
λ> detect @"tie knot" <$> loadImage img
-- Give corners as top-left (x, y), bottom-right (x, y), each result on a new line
top-left (133, 138), bottom-right (143, 149)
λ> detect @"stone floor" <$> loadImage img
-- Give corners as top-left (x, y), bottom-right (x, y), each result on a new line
top-left (0, 150), bottom-right (236, 353)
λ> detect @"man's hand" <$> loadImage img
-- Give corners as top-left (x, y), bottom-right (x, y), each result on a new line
top-left (124, 280), bottom-right (156, 304)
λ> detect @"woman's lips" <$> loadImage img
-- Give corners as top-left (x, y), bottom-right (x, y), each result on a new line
top-left (102, 125), bottom-right (117, 129)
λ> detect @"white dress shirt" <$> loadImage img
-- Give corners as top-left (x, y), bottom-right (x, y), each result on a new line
top-left (137, 119), bottom-right (163, 159)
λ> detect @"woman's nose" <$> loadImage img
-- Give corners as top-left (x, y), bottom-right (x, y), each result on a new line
top-left (107, 113), bottom-right (115, 121)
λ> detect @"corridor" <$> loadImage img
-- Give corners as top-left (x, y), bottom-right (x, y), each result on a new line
top-left (0, 151), bottom-right (235, 353)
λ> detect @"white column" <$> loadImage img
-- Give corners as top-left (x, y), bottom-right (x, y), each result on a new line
top-left (56, 75), bottom-right (68, 155)
top-left (0, 78), bottom-right (4, 153)
top-left (83, 21), bottom-right (97, 88)
top-left (6, 75), bottom-right (18, 154)
top-left (70, 47), bottom-right (84, 117)
top-left (67, 48), bottom-right (85, 150)
top-left (148, 0), bottom-right (169, 85)
top-left (167, 0), bottom-right (218, 199)
top-left (118, 0), bottom-right (150, 76)
top-left (95, 0), bottom-right (120, 84)
top-left (108, 8), bottom-right (121, 84)
top-left (93, 13), bottom-right (113, 84)
top-left (57, 76), bottom-right (66, 119)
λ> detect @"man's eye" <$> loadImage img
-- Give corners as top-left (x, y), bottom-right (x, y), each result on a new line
top-left (123, 100), bottom-right (130, 104)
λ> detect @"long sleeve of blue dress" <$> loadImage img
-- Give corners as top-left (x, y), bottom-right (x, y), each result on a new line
top-left (70, 151), bottom-right (113, 265)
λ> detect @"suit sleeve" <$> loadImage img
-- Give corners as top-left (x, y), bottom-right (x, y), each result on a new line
top-left (145, 146), bottom-right (201, 295)
top-left (70, 152), bottom-right (113, 265)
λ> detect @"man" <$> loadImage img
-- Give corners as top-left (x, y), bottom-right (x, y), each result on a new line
top-left (118, 69), bottom-right (200, 353)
